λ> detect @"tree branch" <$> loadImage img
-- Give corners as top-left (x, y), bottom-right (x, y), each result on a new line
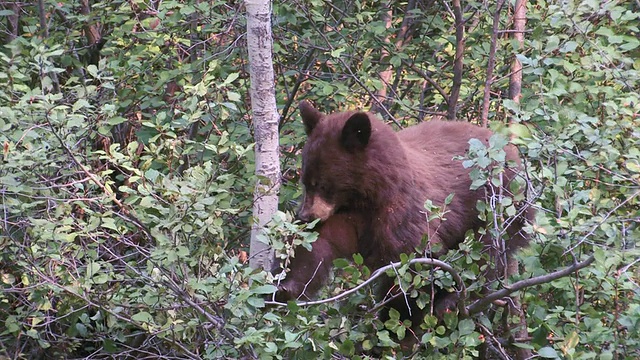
top-left (404, 60), bottom-right (450, 104)
top-left (44, 109), bottom-right (128, 214)
top-left (466, 254), bottom-right (595, 315)
top-left (279, 48), bottom-right (316, 129)
top-left (267, 257), bottom-right (467, 310)
top-left (268, 252), bottom-right (596, 321)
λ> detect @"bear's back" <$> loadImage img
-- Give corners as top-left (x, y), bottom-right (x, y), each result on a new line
top-left (398, 119), bottom-right (493, 153)
top-left (393, 119), bottom-right (516, 251)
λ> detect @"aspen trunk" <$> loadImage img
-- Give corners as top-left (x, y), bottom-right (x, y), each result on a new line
top-left (246, 0), bottom-right (280, 271)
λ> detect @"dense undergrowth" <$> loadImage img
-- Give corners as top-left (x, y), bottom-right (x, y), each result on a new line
top-left (0, 1), bottom-right (638, 359)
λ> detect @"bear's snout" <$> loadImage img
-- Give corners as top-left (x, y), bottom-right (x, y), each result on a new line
top-left (298, 194), bottom-right (335, 223)
top-left (295, 210), bottom-right (310, 223)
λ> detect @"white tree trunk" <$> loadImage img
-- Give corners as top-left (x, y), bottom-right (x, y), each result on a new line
top-left (246, 0), bottom-right (280, 271)
top-left (509, 0), bottom-right (527, 104)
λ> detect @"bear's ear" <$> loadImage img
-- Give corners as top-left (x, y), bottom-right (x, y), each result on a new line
top-left (299, 101), bottom-right (323, 135)
top-left (341, 112), bottom-right (371, 151)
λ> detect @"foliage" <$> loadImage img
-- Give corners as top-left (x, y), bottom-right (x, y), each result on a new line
top-left (0, 0), bottom-right (638, 359)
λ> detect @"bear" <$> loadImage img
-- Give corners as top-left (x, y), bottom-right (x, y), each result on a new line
top-left (275, 100), bottom-right (534, 342)
top-left (274, 213), bottom-right (363, 302)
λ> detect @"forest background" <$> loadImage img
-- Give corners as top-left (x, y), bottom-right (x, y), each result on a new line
top-left (0, 0), bottom-right (639, 359)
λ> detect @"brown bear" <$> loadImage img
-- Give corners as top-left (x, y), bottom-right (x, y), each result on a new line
top-left (275, 100), bottom-right (533, 334)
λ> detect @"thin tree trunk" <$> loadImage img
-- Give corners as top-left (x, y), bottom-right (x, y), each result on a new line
top-left (2, 1), bottom-right (20, 44)
top-left (371, 0), bottom-right (417, 115)
top-left (246, 0), bottom-right (280, 271)
top-left (480, 0), bottom-right (505, 127)
top-left (509, 0), bottom-right (527, 107)
top-left (509, 1), bottom-right (531, 358)
top-left (448, 0), bottom-right (464, 120)
top-left (370, 2), bottom-right (393, 115)
top-left (37, 0), bottom-right (60, 93)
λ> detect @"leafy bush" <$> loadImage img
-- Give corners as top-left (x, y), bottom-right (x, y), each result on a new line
top-left (1, 0), bottom-right (638, 359)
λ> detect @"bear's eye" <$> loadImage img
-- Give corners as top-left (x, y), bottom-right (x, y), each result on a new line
top-left (308, 180), bottom-right (327, 192)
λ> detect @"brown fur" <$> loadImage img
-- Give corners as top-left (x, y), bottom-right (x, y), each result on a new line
top-left (277, 101), bottom-right (533, 328)
top-left (275, 213), bottom-right (363, 302)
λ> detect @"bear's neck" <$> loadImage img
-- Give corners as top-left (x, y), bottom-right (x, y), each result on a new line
top-left (364, 163), bottom-right (426, 232)
top-left (363, 151), bottom-right (421, 205)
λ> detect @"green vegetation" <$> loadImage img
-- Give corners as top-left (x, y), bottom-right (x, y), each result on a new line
top-left (1, 0), bottom-right (638, 359)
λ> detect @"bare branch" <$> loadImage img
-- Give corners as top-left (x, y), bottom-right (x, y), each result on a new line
top-left (279, 48), bottom-right (317, 129)
top-left (268, 251), bottom-right (596, 323)
top-left (404, 60), bottom-right (450, 104)
top-left (564, 190), bottom-right (640, 255)
top-left (267, 257), bottom-right (467, 310)
top-left (466, 254), bottom-right (595, 315)
top-left (389, 260), bottom-right (413, 316)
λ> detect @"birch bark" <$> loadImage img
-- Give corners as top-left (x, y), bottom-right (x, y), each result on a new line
top-left (246, 0), bottom-right (280, 271)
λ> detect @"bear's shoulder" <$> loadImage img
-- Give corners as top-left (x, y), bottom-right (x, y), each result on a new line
top-left (396, 119), bottom-right (491, 160)
top-left (400, 118), bottom-right (491, 141)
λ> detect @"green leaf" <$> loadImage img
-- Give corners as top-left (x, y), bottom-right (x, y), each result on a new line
top-left (510, 123), bottom-right (532, 140)
top-left (87, 64), bottom-right (99, 78)
top-left (103, 339), bottom-right (118, 353)
top-left (75, 323), bottom-right (88, 337)
top-left (132, 311), bottom-right (154, 324)
top-left (339, 338), bottom-right (355, 356)
top-left (333, 258), bottom-right (349, 268)
top-left (331, 48), bottom-right (345, 58)
top-left (227, 91), bottom-right (241, 102)
top-left (444, 193), bottom-right (455, 205)
top-left (226, 72), bottom-right (240, 84)
top-left (86, 262), bottom-right (101, 278)
top-left (458, 318), bottom-right (475, 336)
top-left (353, 253), bottom-right (363, 265)
top-left (107, 116), bottom-right (127, 125)
top-left (251, 284), bottom-right (277, 295)
top-left (625, 160), bottom-right (640, 173)
top-left (538, 346), bottom-right (559, 358)
top-left (489, 134), bottom-right (508, 149)
top-left (600, 351), bottom-right (614, 360)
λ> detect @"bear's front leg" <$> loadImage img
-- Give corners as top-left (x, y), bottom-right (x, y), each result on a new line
top-left (274, 213), bottom-right (362, 302)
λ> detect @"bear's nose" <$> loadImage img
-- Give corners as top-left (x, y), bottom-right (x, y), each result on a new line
top-left (295, 211), bottom-right (310, 223)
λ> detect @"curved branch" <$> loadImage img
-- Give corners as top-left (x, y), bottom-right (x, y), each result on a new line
top-left (268, 253), bottom-right (596, 320)
top-left (266, 257), bottom-right (467, 309)
top-left (466, 254), bottom-right (595, 315)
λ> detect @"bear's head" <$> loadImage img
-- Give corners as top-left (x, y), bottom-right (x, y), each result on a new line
top-left (296, 101), bottom-right (400, 222)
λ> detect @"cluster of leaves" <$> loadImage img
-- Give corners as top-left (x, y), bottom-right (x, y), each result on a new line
top-left (0, 0), bottom-right (639, 359)
top-left (0, 1), bottom-right (265, 358)
top-left (515, 1), bottom-right (640, 357)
